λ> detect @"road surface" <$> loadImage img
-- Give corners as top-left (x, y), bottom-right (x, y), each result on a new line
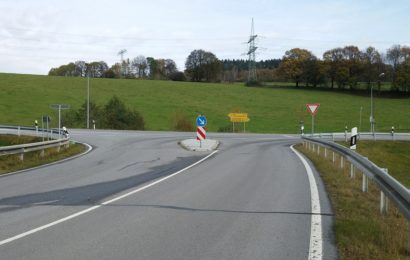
top-left (0, 130), bottom-right (337, 259)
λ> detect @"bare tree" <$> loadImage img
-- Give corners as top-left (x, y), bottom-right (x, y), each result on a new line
top-left (132, 55), bottom-right (148, 78)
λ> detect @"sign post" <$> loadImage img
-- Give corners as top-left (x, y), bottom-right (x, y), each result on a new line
top-left (306, 104), bottom-right (320, 135)
top-left (34, 120), bottom-right (38, 136)
top-left (50, 104), bottom-right (70, 139)
top-left (228, 113), bottom-right (250, 133)
top-left (42, 115), bottom-right (51, 141)
top-left (196, 115), bottom-right (207, 148)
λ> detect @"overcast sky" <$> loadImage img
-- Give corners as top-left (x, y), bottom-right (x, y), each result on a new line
top-left (0, 0), bottom-right (409, 75)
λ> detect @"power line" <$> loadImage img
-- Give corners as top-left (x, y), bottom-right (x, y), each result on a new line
top-left (118, 49), bottom-right (127, 78)
top-left (247, 18), bottom-right (258, 82)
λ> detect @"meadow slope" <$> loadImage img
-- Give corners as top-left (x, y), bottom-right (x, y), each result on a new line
top-left (1, 73), bottom-right (409, 133)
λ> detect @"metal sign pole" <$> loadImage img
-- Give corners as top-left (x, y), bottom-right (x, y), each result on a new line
top-left (46, 118), bottom-right (49, 141)
top-left (58, 105), bottom-right (61, 139)
top-left (42, 119), bottom-right (44, 142)
top-left (312, 115), bottom-right (314, 135)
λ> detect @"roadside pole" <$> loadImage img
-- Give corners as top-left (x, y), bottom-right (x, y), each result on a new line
top-left (306, 104), bottom-right (320, 135)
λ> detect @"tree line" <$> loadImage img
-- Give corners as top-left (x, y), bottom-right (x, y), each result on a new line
top-left (49, 45), bottom-right (410, 92)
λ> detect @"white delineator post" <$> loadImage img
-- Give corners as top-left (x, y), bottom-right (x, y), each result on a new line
top-left (196, 126), bottom-right (206, 148)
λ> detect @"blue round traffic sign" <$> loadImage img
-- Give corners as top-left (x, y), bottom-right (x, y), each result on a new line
top-left (196, 116), bottom-right (207, 127)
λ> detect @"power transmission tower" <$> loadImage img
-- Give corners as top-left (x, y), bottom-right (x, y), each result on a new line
top-left (118, 49), bottom-right (127, 78)
top-left (247, 18), bottom-right (258, 83)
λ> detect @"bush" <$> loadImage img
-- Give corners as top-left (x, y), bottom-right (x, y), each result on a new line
top-left (62, 96), bottom-right (144, 130)
top-left (245, 80), bottom-right (263, 87)
top-left (172, 112), bottom-right (194, 132)
top-left (102, 96), bottom-right (144, 130)
top-left (169, 72), bottom-right (186, 81)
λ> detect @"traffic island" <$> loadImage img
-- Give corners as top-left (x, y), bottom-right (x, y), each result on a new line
top-left (179, 139), bottom-right (219, 152)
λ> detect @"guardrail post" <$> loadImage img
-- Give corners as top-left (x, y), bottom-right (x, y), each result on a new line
top-left (332, 152), bottom-right (335, 164)
top-left (56, 143), bottom-right (61, 153)
top-left (18, 126), bottom-right (21, 136)
top-left (332, 133), bottom-right (335, 142)
top-left (19, 148), bottom-right (24, 161)
top-left (380, 168), bottom-right (389, 215)
top-left (40, 149), bottom-right (45, 157)
top-left (350, 163), bottom-right (355, 178)
top-left (317, 145), bottom-right (320, 155)
top-left (324, 147), bottom-right (327, 158)
top-left (345, 127), bottom-right (348, 142)
top-left (340, 156), bottom-right (344, 169)
top-left (380, 191), bottom-right (388, 215)
top-left (362, 173), bottom-right (368, 192)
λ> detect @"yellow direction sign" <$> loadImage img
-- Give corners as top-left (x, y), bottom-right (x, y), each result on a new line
top-left (228, 113), bottom-right (250, 123)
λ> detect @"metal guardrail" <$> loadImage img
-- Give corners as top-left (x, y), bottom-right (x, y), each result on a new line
top-left (306, 132), bottom-right (410, 141)
top-left (302, 136), bottom-right (410, 220)
top-left (0, 125), bottom-right (70, 160)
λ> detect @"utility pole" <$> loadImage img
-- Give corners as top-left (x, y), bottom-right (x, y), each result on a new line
top-left (118, 49), bottom-right (127, 78)
top-left (87, 72), bottom-right (90, 129)
top-left (247, 18), bottom-right (258, 83)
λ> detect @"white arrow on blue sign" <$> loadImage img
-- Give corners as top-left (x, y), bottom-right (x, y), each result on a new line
top-left (196, 116), bottom-right (207, 127)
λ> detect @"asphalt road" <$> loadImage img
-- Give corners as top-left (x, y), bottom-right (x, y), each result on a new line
top-left (0, 130), bottom-right (337, 259)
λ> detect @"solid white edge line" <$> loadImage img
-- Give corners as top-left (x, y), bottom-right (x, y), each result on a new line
top-left (290, 145), bottom-right (323, 260)
top-left (0, 150), bottom-right (219, 246)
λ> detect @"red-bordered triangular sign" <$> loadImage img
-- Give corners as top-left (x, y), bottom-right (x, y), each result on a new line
top-left (306, 103), bottom-right (320, 115)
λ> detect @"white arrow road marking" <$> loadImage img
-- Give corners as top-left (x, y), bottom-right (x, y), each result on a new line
top-left (290, 145), bottom-right (323, 260)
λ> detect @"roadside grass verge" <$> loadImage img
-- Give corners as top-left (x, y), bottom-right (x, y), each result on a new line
top-left (337, 140), bottom-right (410, 187)
top-left (0, 134), bottom-right (42, 146)
top-left (0, 135), bottom-right (87, 175)
top-left (296, 143), bottom-right (410, 260)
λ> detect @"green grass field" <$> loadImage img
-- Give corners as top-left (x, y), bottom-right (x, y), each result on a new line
top-left (1, 73), bottom-right (409, 133)
top-left (338, 140), bottom-right (410, 187)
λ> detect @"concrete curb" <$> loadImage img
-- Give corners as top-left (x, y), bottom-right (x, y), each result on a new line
top-left (179, 139), bottom-right (219, 152)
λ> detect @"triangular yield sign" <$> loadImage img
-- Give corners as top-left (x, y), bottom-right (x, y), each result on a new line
top-left (306, 103), bottom-right (320, 115)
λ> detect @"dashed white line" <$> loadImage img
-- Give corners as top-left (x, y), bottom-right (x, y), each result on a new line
top-left (0, 150), bottom-right (218, 246)
top-left (290, 145), bottom-right (323, 260)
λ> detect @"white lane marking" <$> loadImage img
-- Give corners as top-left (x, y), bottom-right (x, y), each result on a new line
top-left (32, 200), bottom-right (59, 205)
top-left (290, 145), bottom-right (323, 260)
top-left (0, 150), bottom-right (218, 246)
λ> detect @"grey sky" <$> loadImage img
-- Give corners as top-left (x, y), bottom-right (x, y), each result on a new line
top-left (0, 0), bottom-right (409, 74)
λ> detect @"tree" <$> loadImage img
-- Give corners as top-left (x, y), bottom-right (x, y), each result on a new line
top-left (386, 45), bottom-right (402, 90)
top-left (278, 48), bottom-right (316, 87)
top-left (362, 46), bottom-right (381, 90)
top-left (132, 56), bottom-right (148, 78)
top-left (342, 46), bottom-right (362, 89)
top-left (48, 62), bottom-right (76, 76)
top-left (163, 59), bottom-right (178, 77)
top-left (323, 48), bottom-right (344, 88)
top-left (396, 60), bottom-right (410, 92)
top-left (185, 49), bottom-right (221, 82)
top-left (147, 57), bottom-right (158, 79)
top-left (87, 61), bottom-right (109, 78)
top-left (102, 96), bottom-right (144, 130)
top-left (74, 61), bottom-right (87, 77)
